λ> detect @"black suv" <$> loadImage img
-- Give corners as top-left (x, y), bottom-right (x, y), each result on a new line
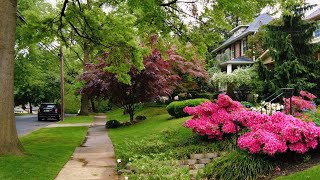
top-left (38, 103), bottom-right (61, 121)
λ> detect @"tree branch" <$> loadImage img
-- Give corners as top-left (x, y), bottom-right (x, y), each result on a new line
top-left (160, 0), bottom-right (178, 6)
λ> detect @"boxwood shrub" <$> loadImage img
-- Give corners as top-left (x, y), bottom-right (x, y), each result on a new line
top-left (166, 98), bottom-right (209, 118)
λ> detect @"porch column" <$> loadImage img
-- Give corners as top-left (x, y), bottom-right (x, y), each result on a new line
top-left (227, 64), bottom-right (232, 74)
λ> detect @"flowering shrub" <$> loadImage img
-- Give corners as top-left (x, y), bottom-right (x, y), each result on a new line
top-left (283, 90), bottom-right (317, 120)
top-left (184, 94), bottom-right (320, 156)
top-left (184, 94), bottom-right (244, 140)
top-left (238, 111), bottom-right (320, 155)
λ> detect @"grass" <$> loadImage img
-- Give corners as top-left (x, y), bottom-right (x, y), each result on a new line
top-left (107, 106), bottom-right (238, 179)
top-left (107, 106), bottom-right (235, 161)
top-left (0, 126), bottom-right (87, 180)
top-left (14, 113), bottom-right (34, 116)
top-left (275, 165), bottom-right (320, 180)
top-left (58, 115), bottom-right (93, 124)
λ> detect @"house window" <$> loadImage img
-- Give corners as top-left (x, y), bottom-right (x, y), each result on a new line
top-left (231, 45), bottom-right (235, 59)
top-left (241, 38), bottom-right (248, 56)
top-left (314, 22), bottom-right (320, 38)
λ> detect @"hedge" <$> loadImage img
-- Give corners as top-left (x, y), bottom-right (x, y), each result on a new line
top-left (166, 98), bottom-right (209, 118)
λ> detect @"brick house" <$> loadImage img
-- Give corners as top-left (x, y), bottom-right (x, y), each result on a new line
top-left (260, 7), bottom-right (320, 64)
top-left (212, 13), bottom-right (273, 74)
top-left (306, 7), bottom-right (320, 60)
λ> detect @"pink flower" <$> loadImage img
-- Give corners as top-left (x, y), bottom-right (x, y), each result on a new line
top-left (184, 93), bottom-right (320, 156)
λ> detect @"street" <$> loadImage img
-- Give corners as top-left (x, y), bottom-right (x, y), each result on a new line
top-left (15, 115), bottom-right (57, 136)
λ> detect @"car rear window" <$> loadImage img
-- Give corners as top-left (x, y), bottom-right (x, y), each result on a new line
top-left (41, 104), bottom-right (56, 108)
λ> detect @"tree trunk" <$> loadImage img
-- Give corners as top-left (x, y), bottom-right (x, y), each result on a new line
top-left (79, 95), bottom-right (90, 115)
top-left (29, 102), bottom-right (32, 114)
top-left (0, 0), bottom-right (24, 155)
top-left (79, 42), bottom-right (91, 115)
top-left (90, 98), bottom-right (96, 113)
top-left (129, 111), bottom-right (134, 122)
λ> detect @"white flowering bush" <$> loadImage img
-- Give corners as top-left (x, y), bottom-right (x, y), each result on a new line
top-left (252, 102), bottom-right (284, 115)
top-left (210, 66), bottom-right (258, 89)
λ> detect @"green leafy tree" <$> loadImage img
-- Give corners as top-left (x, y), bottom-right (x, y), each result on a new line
top-left (258, 3), bottom-right (320, 97)
top-left (58, 1), bottom-right (147, 115)
top-left (14, 0), bottom-right (60, 112)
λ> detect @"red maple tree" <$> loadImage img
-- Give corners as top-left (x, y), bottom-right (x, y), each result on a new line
top-left (80, 39), bottom-right (207, 122)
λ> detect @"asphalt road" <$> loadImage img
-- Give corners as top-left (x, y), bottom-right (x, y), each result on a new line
top-left (15, 115), bottom-right (57, 136)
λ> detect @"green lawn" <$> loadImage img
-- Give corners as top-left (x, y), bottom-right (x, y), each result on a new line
top-left (0, 127), bottom-right (87, 180)
top-left (107, 106), bottom-right (234, 161)
top-left (58, 115), bottom-right (93, 124)
top-left (275, 165), bottom-right (320, 180)
top-left (14, 113), bottom-right (34, 116)
top-left (107, 106), bottom-right (235, 179)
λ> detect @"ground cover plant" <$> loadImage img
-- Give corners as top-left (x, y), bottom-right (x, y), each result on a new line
top-left (201, 150), bottom-right (274, 180)
top-left (107, 106), bottom-right (237, 179)
top-left (0, 127), bottom-right (87, 180)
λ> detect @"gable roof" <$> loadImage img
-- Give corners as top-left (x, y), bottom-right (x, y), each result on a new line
top-left (212, 13), bottom-right (273, 53)
top-left (305, 7), bottom-right (320, 20)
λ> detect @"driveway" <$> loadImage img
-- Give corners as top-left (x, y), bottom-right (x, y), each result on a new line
top-left (15, 115), bottom-right (57, 136)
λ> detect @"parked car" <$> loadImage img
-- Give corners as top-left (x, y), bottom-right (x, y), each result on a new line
top-left (14, 106), bottom-right (28, 114)
top-left (38, 103), bottom-right (61, 121)
top-left (32, 106), bottom-right (39, 114)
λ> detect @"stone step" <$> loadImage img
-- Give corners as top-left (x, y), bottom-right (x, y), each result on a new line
top-left (193, 164), bottom-right (205, 170)
top-left (198, 159), bottom-right (211, 164)
top-left (204, 152), bottom-right (218, 159)
top-left (184, 159), bottom-right (197, 165)
top-left (190, 153), bottom-right (205, 159)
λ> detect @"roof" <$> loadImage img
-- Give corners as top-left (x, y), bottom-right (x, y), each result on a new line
top-left (220, 56), bottom-right (254, 66)
top-left (229, 25), bottom-right (249, 34)
top-left (212, 13), bottom-right (273, 53)
top-left (305, 7), bottom-right (320, 20)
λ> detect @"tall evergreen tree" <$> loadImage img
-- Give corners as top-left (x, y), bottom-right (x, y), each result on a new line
top-left (258, 4), bottom-right (320, 96)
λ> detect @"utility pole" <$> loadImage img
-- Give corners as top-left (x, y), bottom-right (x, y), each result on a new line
top-left (59, 46), bottom-right (65, 121)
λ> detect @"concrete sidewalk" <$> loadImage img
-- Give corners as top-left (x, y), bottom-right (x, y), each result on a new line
top-left (55, 116), bottom-right (118, 180)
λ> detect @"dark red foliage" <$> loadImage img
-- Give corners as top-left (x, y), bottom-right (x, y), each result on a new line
top-left (80, 42), bottom-right (207, 121)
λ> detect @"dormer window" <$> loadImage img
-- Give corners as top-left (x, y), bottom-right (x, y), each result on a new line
top-left (314, 22), bottom-right (320, 38)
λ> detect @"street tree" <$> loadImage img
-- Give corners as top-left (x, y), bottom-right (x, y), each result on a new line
top-left (14, 0), bottom-right (60, 112)
top-left (80, 37), bottom-right (207, 122)
top-left (58, 0), bottom-right (146, 115)
top-left (0, 0), bottom-right (24, 155)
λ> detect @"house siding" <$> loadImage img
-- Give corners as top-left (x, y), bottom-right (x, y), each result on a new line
top-left (235, 41), bottom-right (241, 58)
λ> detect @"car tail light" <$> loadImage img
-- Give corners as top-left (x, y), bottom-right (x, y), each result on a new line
top-left (55, 108), bottom-right (58, 113)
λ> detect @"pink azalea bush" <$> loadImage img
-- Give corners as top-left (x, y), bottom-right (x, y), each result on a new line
top-left (238, 111), bottom-right (320, 155)
top-left (184, 94), bottom-right (320, 156)
top-left (184, 94), bottom-right (244, 140)
top-left (283, 90), bottom-right (317, 119)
